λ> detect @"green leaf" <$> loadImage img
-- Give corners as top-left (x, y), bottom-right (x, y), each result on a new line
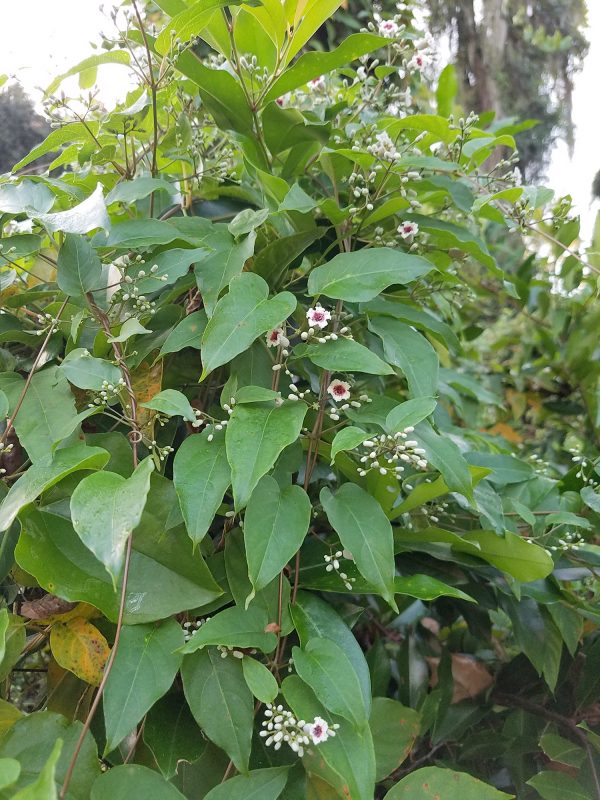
top-left (102, 219), bottom-right (185, 249)
top-left (107, 318), bottom-right (152, 343)
top-left (0, 182), bottom-right (54, 214)
top-left (293, 638), bottom-right (368, 729)
top-left (203, 768), bottom-right (289, 800)
top-left (404, 213), bottom-right (497, 272)
top-left (320, 484), bottom-right (397, 610)
top-left (253, 231), bottom-right (319, 286)
top-left (308, 248), bottom-right (433, 302)
top-left (143, 693), bottom-right (205, 780)
top-left (194, 231), bottom-right (256, 317)
top-left (173, 430), bottom-right (231, 545)
top-left (385, 398), bottom-right (437, 433)
top-left (201, 273), bottom-right (296, 378)
top-left (0, 368), bottom-right (85, 463)
top-left (103, 619), bottom-right (184, 753)
top-left (539, 733), bottom-right (585, 768)
top-left (47, 51), bottom-right (131, 94)
top-left (244, 476), bottom-right (311, 601)
top-left (286, 0), bottom-right (345, 62)
top-left (12, 123), bottom-right (99, 172)
top-left (368, 317), bottom-right (439, 398)
top-left (466, 452), bottom-right (533, 485)
top-left (0, 614), bottom-right (26, 682)
top-left (12, 739), bottom-right (62, 800)
top-left (37, 184), bottom-right (109, 234)
top-left (0, 757), bottom-right (20, 791)
top-left (226, 401), bottom-right (307, 510)
top-left (370, 698), bottom-right (420, 780)
top-left (91, 765), bottom-right (186, 800)
top-left (179, 605), bottom-right (277, 654)
top-left (56, 234), bottom-right (103, 296)
top-left (174, 52), bottom-right (255, 137)
top-left (330, 427), bottom-right (367, 463)
top-left (141, 389), bottom-right (197, 422)
top-left (458, 530), bottom-right (554, 582)
top-left (159, 311), bottom-right (207, 356)
top-left (0, 444), bottom-right (109, 532)
top-left (291, 591), bottom-right (371, 714)
top-left (234, 386), bottom-right (280, 404)
top-left (436, 64), bottom-right (458, 117)
top-left (0, 711), bottom-right (100, 800)
top-left (242, 657), bottom-right (279, 703)
top-left (265, 33), bottom-right (387, 102)
top-left (70, 457), bottom-right (154, 583)
top-left (155, 0), bottom-right (232, 53)
top-left (182, 648), bottom-right (253, 773)
top-left (60, 349), bottom-right (121, 391)
top-left (414, 422), bottom-right (473, 502)
top-left (384, 767), bottom-right (513, 799)
top-left (229, 209), bottom-right (269, 237)
top-left (526, 772), bottom-right (588, 800)
top-left (17, 504), bottom-right (222, 625)
top-left (294, 338), bottom-right (393, 375)
top-left (106, 176), bottom-right (175, 205)
top-left (282, 675), bottom-right (376, 800)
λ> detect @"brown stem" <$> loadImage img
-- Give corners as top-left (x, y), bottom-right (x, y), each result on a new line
top-left (60, 299), bottom-right (140, 799)
top-left (132, 0), bottom-right (159, 211)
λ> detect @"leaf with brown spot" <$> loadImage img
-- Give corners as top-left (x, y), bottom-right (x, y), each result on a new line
top-left (50, 617), bottom-right (110, 686)
top-left (20, 594), bottom-right (77, 621)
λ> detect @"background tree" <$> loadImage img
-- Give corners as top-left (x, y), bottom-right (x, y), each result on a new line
top-left (0, 83), bottom-right (49, 174)
top-left (327, 0), bottom-right (589, 179)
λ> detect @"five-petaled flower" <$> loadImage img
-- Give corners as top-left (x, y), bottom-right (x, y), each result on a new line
top-left (266, 327), bottom-right (289, 348)
top-left (306, 305), bottom-right (332, 329)
top-left (398, 220), bottom-right (419, 240)
top-left (305, 716), bottom-right (335, 745)
top-left (328, 379), bottom-right (351, 402)
top-left (378, 19), bottom-right (400, 38)
top-left (408, 53), bottom-right (428, 71)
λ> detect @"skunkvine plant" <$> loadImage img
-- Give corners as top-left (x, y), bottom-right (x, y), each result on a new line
top-left (0, 1), bottom-right (599, 798)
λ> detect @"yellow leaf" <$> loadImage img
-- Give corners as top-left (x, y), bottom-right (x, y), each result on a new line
top-left (0, 698), bottom-right (22, 742)
top-left (50, 617), bottom-right (110, 686)
top-left (129, 359), bottom-right (163, 436)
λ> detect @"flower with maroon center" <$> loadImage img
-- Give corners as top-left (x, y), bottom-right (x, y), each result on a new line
top-left (306, 305), bottom-right (332, 329)
top-left (327, 379), bottom-right (351, 402)
top-left (398, 220), bottom-right (419, 240)
top-left (305, 716), bottom-right (334, 745)
top-left (309, 75), bottom-right (326, 90)
top-left (408, 53), bottom-right (428, 71)
top-left (378, 19), bottom-right (400, 38)
top-left (266, 327), bottom-right (289, 348)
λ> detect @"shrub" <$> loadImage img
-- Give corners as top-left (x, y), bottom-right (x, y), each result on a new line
top-left (0, 2), bottom-right (598, 798)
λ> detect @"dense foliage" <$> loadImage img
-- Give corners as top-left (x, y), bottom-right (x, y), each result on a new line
top-left (0, 1), bottom-right (599, 798)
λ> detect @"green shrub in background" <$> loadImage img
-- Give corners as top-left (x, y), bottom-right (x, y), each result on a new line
top-left (0, 1), bottom-right (598, 798)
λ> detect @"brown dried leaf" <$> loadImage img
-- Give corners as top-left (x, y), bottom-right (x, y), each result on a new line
top-left (428, 653), bottom-right (494, 703)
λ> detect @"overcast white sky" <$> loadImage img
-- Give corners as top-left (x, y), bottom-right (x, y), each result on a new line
top-left (1, 0), bottom-right (598, 241)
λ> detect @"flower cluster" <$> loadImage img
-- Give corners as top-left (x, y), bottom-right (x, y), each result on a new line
top-left (355, 428), bottom-right (428, 478)
top-left (88, 377), bottom-right (127, 407)
top-left (367, 131), bottom-right (400, 161)
top-left (324, 550), bottom-right (356, 591)
top-left (260, 705), bottom-right (339, 756)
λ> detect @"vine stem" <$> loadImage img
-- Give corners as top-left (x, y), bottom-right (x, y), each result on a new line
top-left (60, 299), bottom-right (140, 799)
top-left (0, 297), bottom-right (69, 449)
top-left (132, 0), bottom-right (159, 211)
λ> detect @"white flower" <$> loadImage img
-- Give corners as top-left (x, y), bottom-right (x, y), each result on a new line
top-left (367, 131), bottom-right (400, 161)
top-left (309, 75), bottom-right (326, 90)
top-left (305, 716), bottom-right (333, 745)
top-left (327, 379), bottom-right (351, 402)
top-left (378, 19), bottom-right (400, 38)
top-left (398, 220), bottom-right (419, 240)
top-left (408, 53), bottom-right (428, 71)
top-left (306, 305), bottom-right (331, 329)
top-left (266, 327), bottom-right (289, 348)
